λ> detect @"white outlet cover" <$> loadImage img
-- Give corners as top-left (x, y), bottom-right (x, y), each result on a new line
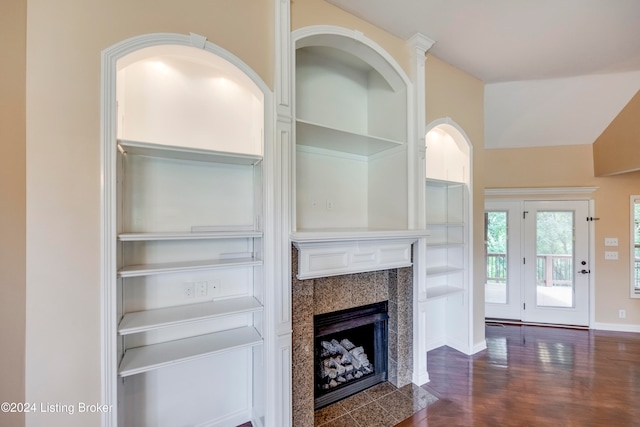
top-left (604, 237), bottom-right (619, 246)
top-left (605, 251), bottom-right (619, 260)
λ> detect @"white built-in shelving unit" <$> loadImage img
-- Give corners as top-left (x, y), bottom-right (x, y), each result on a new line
top-left (424, 123), bottom-right (472, 354)
top-left (118, 141), bottom-right (262, 377)
top-left (425, 178), bottom-right (467, 300)
top-left (112, 44), bottom-right (267, 427)
top-left (294, 41), bottom-right (409, 235)
top-left (116, 138), bottom-right (265, 425)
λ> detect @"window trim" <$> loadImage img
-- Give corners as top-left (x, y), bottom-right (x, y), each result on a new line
top-left (630, 196), bottom-right (640, 298)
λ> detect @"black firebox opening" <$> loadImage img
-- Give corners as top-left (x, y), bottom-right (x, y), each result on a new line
top-left (314, 301), bottom-right (388, 409)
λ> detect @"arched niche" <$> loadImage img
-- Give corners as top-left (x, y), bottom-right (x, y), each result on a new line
top-left (293, 27), bottom-right (409, 145)
top-left (101, 33), bottom-right (273, 427)
top-left (423, 118), bottom-right (474, 355)
top-left (117, 44), bottom-right (264, 155)
top-left (291, 26), bottom-right (412, 232)
top-left (425, 119), bottom-right (472, 184)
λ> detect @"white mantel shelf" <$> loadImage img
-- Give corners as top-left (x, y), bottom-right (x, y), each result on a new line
top-left (291, 229), bottom-right (429, 280)
top-left (291, 229), bottom-right (429, 243)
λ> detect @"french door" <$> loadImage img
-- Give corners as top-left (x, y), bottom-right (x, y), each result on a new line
top-left (485, 201), bottom-right (522, 319)
top-left (485, 200), bottom-right (590, 326)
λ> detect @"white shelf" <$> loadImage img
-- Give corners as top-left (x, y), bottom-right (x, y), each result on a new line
top-left (426, 222), bottom-right (464, 227)
top-left (119, 230), bottom-right (262, 241)
top-left (426, 265), bottom-right (465, 277)
top-left (118, 256), bottom-right (262, 278)
top-left (291, 228), bottom-right (429, 243)
top-left (118, 139), bottom-right (262, 166)
top-left (296, 119), bottom-right (404, 156)
top-left (426, 285), bottom-right (465, 300)
top-left (118, 326), bottom-right (262, 377)
top-left (118, 296), bottom-right (263, 335)
top-left (425, 177), bottom-right (465, 186)
top-left (427, 242), bottom-right (465, 248)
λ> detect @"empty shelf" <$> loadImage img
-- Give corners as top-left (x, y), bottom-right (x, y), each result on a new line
top-left (426, 265), bottom-right (465, 277)
top-left (118, 296), bottom-right (264, 335)
top-left (118, 139), bottom-right (262, 165)
top-left (118, 256), bottom-right (262, 278)
top-left (426, 285), bottom-right (465, 300)
top-left (119, 230), bottom-right (262, 241)
top-left (118, 326), bottom-right (262, 377)
top-left (296, 119), bottom-right (404, 156)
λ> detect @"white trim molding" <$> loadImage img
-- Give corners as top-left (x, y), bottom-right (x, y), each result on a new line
top-left (592, 322), bottom-right (640, 333)
top-left (485, 187), bottom-right (599, 197)
top-left (291, 235), bottom-right (424, 280)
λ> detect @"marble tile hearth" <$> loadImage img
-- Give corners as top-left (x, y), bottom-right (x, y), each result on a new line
top-left (291, 248), bottom-right (415, 426)
top-left (315, 381), bottom-right (438, 427)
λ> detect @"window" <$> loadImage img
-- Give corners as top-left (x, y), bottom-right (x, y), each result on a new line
top-left (631, 196), bottom-right (640, 297)
top-left (485, 210), bottom-right (508, 304)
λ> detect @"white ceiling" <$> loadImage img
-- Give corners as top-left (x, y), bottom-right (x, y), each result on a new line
top-left (326, 0), bottom-right (640, 148)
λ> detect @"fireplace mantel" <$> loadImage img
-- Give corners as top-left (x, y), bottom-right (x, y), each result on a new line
top-left (291, 230), bottom-right (428, 280)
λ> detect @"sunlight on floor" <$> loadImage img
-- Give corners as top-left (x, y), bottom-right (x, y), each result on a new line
top-left (485, 282), bottom-right (573, 307)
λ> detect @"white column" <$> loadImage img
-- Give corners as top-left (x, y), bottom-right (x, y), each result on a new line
top-left (270, 1), bottom-right (293, 426)
top-left (407, 33), bottom-right (434, 386)
top-left (407, 33), bottom-right (434, 230)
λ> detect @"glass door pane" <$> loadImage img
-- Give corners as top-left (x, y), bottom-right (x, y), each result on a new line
top-left (485, 200), bottom-right (522, 320)
top-left (535, 211), bottom-right (574, 308)
top-left (485, 211), bottom-right (508, 304)
top-left (523, 200), bottom-right (589, 326)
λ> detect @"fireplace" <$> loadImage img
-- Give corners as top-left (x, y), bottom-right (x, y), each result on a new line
top-left (291, 246), bottom-right (416, 426)
top-left (314, 302), bottom-right (388, 409)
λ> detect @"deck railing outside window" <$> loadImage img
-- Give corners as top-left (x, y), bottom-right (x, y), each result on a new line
top-left (486, 253), bottom-right (507, 284)
top-left (487, 253), bottom-right (573, 287)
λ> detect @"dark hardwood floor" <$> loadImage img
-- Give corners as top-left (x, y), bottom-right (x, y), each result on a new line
top-left (397, 323), bottom-right (640, 426)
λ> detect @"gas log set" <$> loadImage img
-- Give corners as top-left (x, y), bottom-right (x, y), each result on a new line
top-left (318, 338), bottom-right (374, 390)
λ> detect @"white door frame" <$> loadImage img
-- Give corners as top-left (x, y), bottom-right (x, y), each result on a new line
top-left (522, 200), bottom-right (590, 326)
top-left (484, 188), bottom-right (597, 328)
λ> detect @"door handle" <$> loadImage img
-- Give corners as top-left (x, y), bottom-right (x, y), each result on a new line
top-left (578, 269), bottom-right (590, 274)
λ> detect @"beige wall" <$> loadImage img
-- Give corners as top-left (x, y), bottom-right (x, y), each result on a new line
top-left (25, 2), bottom-right (273, 426)
top-left (0, 0), bottom-right (26, 426)
top-left (485, 144), bottom-right (640, 325)
top-left (425, 55), bottom-right (486, 349)
top-left (593, 90), bottom-right (640, 176)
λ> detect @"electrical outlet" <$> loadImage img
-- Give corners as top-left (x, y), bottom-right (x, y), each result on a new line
top-left (195, 281), bottom-right (208, 297)
top-left (619, 309), bottom-right (626, 319)
top-left (184, 282), bottom-right (195, 298)
top-left (604, 237), bottom-right (619, 247)
top-left (605, 251), bottom-right (619, 260)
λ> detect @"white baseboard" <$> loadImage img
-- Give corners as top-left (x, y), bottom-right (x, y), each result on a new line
top-left (472, 340), bottom-right (487, 354)
top-left (413, 370), bottom-right (430, 386)
top-left (197, 410), bottom-right (252, 427)
top-left (425, 337), bottom-right (446, 353)
top-left (591, 322), bottom-right (640, 333)
top-left (425, 339), bottom-right (487, 355)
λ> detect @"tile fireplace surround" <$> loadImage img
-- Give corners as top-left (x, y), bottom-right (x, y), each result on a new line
top-left (291, 248), bottom-right (414, 426)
